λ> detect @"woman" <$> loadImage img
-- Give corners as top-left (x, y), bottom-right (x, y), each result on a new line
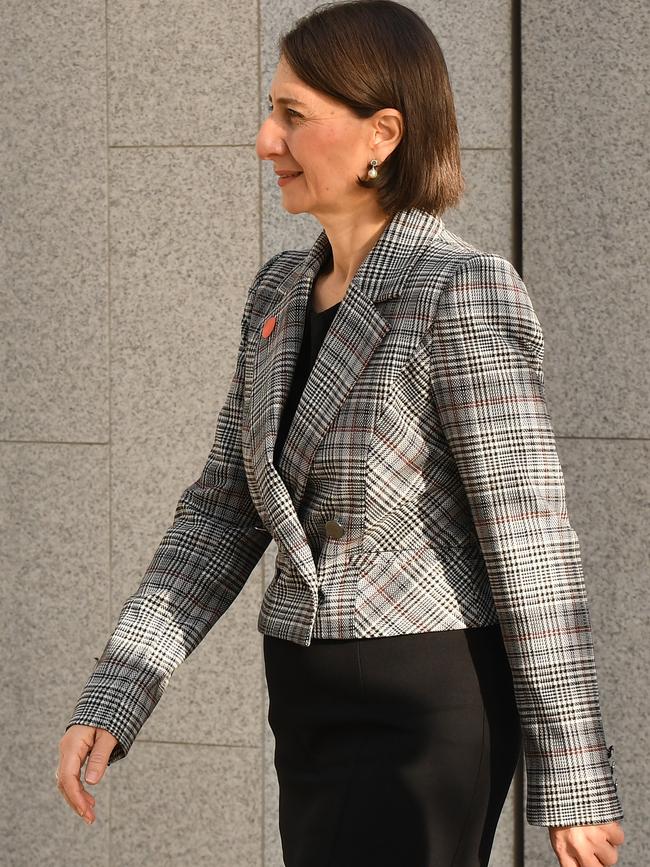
top-left (57, 1), bottom-right (625, 865)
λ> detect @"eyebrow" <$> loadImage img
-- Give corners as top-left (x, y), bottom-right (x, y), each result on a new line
top-left (267, 93), bottom-right (308, 107)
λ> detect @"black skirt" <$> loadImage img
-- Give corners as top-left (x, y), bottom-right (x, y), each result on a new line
top-left (263, 623), bottom-right (522, 867)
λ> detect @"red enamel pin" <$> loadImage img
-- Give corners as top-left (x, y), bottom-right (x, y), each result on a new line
top-left (262, 315), bottom-right (277, 338)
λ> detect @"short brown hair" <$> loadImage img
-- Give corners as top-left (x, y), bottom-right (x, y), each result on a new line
top-left (278, 0), bottom-right (465, 218)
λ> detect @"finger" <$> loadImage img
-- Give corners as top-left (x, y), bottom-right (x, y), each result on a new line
top-left (591, 837), bottom-right (621, 867)
top-left (59, 742), bottom-right (95, 820)
top-left (568, 847), bottom-right (601, 867)
top-left (607, 824), bottom-right (625, 846)
top-left (83, 732), bottom-right (113, 785)
top-left (596, 841), bottom-right (619, 866)
top-left (58, 762), bottom-right (87, 818)
top-left (57, 773), bottom-right (81, 815)
top-left (56, 768), bottom-right (96, 806)
top-left (59, 782), bottom-right (94, 822)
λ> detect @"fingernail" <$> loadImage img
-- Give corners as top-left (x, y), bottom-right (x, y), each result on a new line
top-left (86, 771), bottom-right (98, 783)
top-left (78, 807), bottom-right (85, 817)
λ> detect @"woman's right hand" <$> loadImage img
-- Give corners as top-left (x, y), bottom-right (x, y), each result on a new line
top-left (56, 724), bottom-right (119, 824)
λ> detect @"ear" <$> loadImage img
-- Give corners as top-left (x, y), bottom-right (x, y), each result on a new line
top-left (369, 108), bottom-right (403, 156)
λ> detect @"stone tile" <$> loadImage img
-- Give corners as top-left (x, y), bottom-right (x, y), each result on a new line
top-left (263, 680), bottom-right (284, 867)
top-left (108, 0), bottom-right (259, 145)
top-left (261, 0), bottom-right (513, 149)
top-left (440, 149), bottom-right (515, 261)
top-left (263, 539), bottom-right (280, 593)
top-left (262, 147), bottom-right (514, 263)
top-left (0, 443), bottom-right (109, 864)
top-left (522, 781), bottom-right (553, 867)
top-left (490, 760), bottom-right (520, 866)
top-left (110, 741), bottom-right (262, 866)
top-left (522, 6), bottom-right (648, 437)
top-left (524, 439), bottom-right (647, 865)
top-left (0, 4), bottom-right (108, 441)
top-left (0, 443), bottom-right (110, 740)
top-left (107, 146), bottom-right (265, 749)
top-left (522, 3), bottom-right (646, 154)
top-left (410, 0), bottom-right (512, 149)
top-left (262, 540), bottom-right (285, 867)
top-left (522, 138), bottom-right (648, 437)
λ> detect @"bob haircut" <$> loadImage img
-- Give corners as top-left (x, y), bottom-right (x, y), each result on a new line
top-left (278, 0), bottom-right (465, 218)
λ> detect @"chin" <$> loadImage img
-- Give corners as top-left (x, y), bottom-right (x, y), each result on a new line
top-left (280, 201), bottom-right (310, 216)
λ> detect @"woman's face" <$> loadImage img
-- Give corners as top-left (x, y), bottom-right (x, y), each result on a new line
top-left (256, 55), bottom-right (390, 219)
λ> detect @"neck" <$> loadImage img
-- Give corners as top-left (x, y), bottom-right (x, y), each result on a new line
top-left (314, 201), bottom-right (392, 285)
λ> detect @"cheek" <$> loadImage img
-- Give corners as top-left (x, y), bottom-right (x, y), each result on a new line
top-left (318, 127), bottom-right (362, 168)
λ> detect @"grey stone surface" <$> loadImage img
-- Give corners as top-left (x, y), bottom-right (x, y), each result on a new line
top-left (5, 0), bottom-right (644, 864)
top-left (0, 3), bottom-right (108, 442)
top-left (108, 149), bottom-right (260, 559)
top-left (522, 4), bottom-right (649, 437)
top-left (263, 686), bottom-right (285, 867)
top-left (108, 0), bottom-right (259, 146)
top-left (438, 149), bottom-right (515, 261)
top-left (491, 761), bottom-right (521, 866)
top-left (261, 0), bottom-right (513, 150)
top-left (110, 741), bottom-right (263, 866)
top-left (0, 443), bottom-right (109, 865)
top-left (521, 2), bottom-right (647, 154)
top-left (523, 439), bottom-right (648, 865)
top-left (262, 542), bottom-right (285, 867)
top-left (522, 137), bottom-right (648, 437)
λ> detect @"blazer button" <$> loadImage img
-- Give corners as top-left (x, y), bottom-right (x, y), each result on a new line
top-left (325, 518), bottom-right (344, 539)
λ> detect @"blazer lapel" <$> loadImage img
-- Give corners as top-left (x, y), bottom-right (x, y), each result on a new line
top-left (246, 207), bottom-right (445, 575)
top-left (277, 282), bottom-right (391, 510)
top-left (245, 246), bottom-right (323, 580)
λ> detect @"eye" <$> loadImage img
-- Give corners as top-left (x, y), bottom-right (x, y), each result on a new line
top-left (266, 102), bottom-right (302, 120)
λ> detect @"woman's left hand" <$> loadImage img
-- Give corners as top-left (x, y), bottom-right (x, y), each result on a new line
top-left (549, 820), bottom-right (625, 866)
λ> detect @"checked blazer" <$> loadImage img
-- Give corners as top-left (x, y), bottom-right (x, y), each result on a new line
top-left (66, 206), bottom-right (623, 828)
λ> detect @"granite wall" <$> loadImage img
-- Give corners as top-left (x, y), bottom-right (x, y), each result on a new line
top-left (1, 1), bottom-right (645, 865)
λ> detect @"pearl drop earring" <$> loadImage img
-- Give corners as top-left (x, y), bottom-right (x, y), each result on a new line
top-left (367, 159), bottom-right (378, 179)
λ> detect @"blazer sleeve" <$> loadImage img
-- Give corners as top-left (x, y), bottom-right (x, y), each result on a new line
top-left (64, 253), bottom-right (283, 766)
top-left (428, 253), bottom-right (623, 828)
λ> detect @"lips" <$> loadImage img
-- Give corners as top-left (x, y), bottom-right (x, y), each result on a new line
top-left (275, 170), bottom-right (302, 177)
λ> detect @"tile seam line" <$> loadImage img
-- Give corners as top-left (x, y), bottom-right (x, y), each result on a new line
top-left (512, 0), bottom-right (525, 863)
top-left (256, 1), bottom-right (267, 865)
top-left (104, 0), bottom-right (113, 863)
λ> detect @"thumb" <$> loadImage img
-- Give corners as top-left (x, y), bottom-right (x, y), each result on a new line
top-left (84, 730), bottom-right (115, 784)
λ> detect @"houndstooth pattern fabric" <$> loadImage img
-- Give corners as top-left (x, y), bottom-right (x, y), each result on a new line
top-left (66, 207), bottom-right (622, 828)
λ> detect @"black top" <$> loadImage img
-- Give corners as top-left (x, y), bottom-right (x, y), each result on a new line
top-left (273, 293), bottom-right (341, 469)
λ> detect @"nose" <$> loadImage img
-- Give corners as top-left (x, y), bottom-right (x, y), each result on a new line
top-left (255, 116), bottom-right (287, 162)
